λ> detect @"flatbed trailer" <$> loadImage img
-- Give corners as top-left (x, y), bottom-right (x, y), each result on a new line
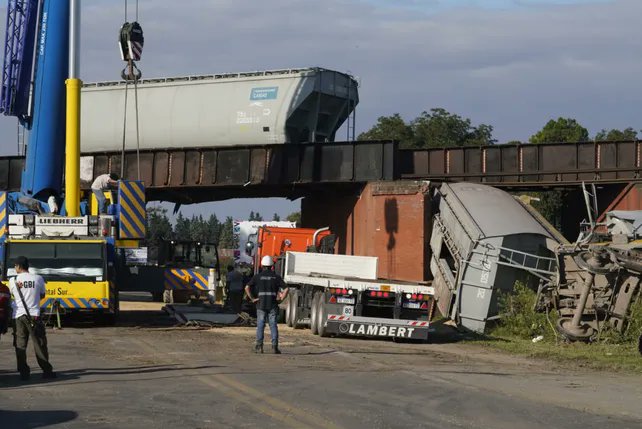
top-left (282, 252), bottom-right (435, 341)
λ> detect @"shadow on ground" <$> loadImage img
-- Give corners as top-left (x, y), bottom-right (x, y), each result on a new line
top-left (0, 409), bottom-right (78, 428)
top-left (42, 309), bottom-right (177, 330)
top-left (0, 363), bottom-right (222, 388)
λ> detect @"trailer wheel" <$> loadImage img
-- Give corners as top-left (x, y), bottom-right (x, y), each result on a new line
top-left (310, 292), bottom-right (320, 334)
top-left (317, 299), bottom-right (329, 337)
top-left (291, 289), bottom-right (304, 329)
top-left (285, 293), bottom-right (293, 327)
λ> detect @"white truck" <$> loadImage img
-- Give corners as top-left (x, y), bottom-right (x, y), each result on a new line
top-left (282, 252), bottom-right (435, 341)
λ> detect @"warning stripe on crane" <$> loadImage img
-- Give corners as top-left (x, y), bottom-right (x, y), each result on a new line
top-left (40, 297), bottom-right (109, 310)
top-left (164, 269), bottom-right (209, 291)
top-left (118, 181), bottom-right (146, 239)
top-left (0, 192), bottom-right (6, 241)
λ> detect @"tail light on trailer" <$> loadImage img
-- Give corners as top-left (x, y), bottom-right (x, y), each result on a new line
top-left (330, 288), bottom-right (353, 296)
top-left (406, 293), bottom-right (431, 301)
top-left (402, 291), bottom-right (433, 310)
top-left (368, 290), bottom-right (394, 298)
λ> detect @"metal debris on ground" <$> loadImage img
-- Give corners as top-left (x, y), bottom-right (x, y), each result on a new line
top-left (163, 304), bottom-right (255, 328)
top-left (532, 186), bottom-right (642, 344)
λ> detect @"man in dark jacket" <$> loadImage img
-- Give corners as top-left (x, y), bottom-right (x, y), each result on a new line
top-left (225, 264), bottom-right (245, 314)
top-left (245, 256), bottom-right (288, 354)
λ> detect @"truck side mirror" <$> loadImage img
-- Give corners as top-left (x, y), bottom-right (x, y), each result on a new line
top-left (245, 241), bottom-right (255, 256)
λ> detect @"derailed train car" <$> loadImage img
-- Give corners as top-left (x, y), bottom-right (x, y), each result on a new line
top-left (80, 67), bottom-right (359, 152)
top-left (429, 183), bottom-right (559, 333)
top-left (303, 181), bottom-right (561, 334)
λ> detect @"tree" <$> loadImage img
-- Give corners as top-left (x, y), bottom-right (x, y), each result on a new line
top-left (357, 113), bottom-right (414, 147)
top-left (272, 213), bottom-right (281, 221)
top-left (529, 118), bottom-right (589, 144)
top-left (358, 108), bottom-right (495, 149)
top-left (188, 215), bottom-right (210, 242)
top-left (218, 216), bottom-right (236, 249)
top-left (206, 214), bottom-right (220, 243)
top-left (286, 211), bottom-right (301, 227)
top-left (594, 127), bottom-right (638, 141)
top-left (248, 211), bottom-right (263, 221)
top-left (146, 206), bottom-right (173, 241)
top-left (528, 117), bottom-right (589, 230)
top-left (412, 108), bottom-right (495, 148)
top-left (174, 212), bottom-right (191, 241)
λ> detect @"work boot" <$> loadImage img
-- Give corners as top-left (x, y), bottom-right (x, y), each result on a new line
top-left (42, 371), bottom-right (57, 380)
top-left (272, 345), bottom-right (281, 355)
top-left (254, 344), bottom-right (263, 354)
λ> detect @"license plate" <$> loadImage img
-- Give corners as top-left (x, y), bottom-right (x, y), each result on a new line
top-left (404, 302), bottom-right (421, 309)
top-left (337, 297), bottom-right (355, 304)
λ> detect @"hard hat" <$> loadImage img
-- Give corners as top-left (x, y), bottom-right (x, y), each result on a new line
top-left (261, 255), bottom-right (274, 267)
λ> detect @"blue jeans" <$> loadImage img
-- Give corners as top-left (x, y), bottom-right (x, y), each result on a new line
top-left (256, 307), bottom-right (279, 346)
top-left (93, 189), bottom-right (107, 214)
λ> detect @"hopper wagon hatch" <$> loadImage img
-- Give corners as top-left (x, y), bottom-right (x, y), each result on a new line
top-left (80, 67), bottom-right (359, 152)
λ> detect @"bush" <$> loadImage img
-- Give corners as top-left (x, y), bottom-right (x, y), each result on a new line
top-left (599, 298), bottom-right (642, 344)
top-left (491, 282), bottom-right (558, 341)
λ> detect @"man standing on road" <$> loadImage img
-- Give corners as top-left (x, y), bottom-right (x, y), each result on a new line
top-left (226, 264), bottom-right (245, 314)
top-left (245, 256), bottom-right (288, 354)
top-left (91, 173), bottom-right (119, 214)
top-left (0, 281), bottom-right (11, 341)
top-left (9, 256), bottom-right (56, 380)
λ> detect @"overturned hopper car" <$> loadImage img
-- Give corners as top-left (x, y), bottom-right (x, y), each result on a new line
top-left (80, 68), bottom-right (359, 152)
top-left (430, 182), bottom-right (559, 333)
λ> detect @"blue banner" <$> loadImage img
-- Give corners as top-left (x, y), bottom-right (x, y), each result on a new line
top-left (250, 87), bottom-right (278, 100)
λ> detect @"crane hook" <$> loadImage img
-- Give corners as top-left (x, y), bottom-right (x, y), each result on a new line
top-left (119, 22), bottom-right (144, 63)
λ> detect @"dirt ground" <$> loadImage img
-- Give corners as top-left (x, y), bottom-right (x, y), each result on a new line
top-left (1, 298), bottom-right (641, 428)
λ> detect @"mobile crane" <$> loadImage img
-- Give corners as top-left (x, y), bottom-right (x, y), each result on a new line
top-left (0, 0), bottom-right (146, 323)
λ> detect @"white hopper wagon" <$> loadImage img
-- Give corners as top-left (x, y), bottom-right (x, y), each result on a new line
top-left (80, 67), bottom-right (359, 152)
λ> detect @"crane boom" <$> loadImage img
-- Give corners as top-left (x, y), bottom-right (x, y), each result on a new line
top-left (0, 0), bottom-right (39, 125)
top-left (21, 0), bottom-right (70, 200)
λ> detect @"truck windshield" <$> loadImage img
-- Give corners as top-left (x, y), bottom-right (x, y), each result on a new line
top-left (5, 242), bottom-right (105, 280)
top-left (200, 244), bottom-right (218, 268)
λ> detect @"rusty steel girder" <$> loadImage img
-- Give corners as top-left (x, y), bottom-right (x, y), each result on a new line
top-left (0, 141), bottom-right (396, 202)
top-left (3, 139), bottom-right (642, 202)
top-left (398, 140), bottom-right (642, 186)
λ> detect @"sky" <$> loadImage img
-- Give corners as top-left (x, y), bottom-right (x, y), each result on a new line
top-left (0, 0), bottom-right (638, 221)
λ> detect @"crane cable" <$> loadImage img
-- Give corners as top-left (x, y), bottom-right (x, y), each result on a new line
top-left (119, 0), bottom-right (143, 181)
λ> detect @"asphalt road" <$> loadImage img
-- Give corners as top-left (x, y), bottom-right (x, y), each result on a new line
top-left (1, 302), bottom-right (642, 429)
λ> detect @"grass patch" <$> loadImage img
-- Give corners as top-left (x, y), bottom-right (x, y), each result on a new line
top-left (473, 336), bottom-right (642, 373)
top-left (475, 282), bottom-right (642, 373)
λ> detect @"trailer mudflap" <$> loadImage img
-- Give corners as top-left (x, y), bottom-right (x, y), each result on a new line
top-left (324, 315), bottom-right (431, 340)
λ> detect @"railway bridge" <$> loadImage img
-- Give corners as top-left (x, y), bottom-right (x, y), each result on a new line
top-left (1, 139), bottom-right (641, 238)
top-left (1, 139), bottom-right (640, 200)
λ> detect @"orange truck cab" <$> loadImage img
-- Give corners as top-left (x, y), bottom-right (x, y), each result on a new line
top-left (248, 227), bottom-right (334, 274)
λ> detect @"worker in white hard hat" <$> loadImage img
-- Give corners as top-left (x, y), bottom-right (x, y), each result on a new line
top-left (245, 255), bottom-right (288, 354)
